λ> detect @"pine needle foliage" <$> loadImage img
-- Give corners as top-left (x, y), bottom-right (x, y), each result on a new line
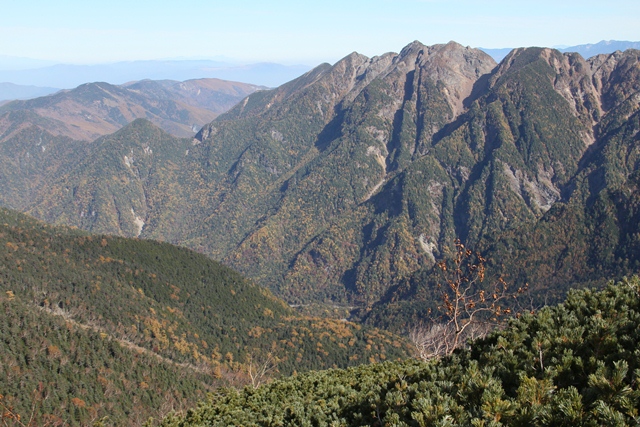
top-left (161, 277), bottom-right (640, 427)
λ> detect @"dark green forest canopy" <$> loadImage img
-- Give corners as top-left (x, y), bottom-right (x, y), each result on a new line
top-left (0, 206), bottom-right (408, 371)
top-left (161, 277), bottom-right (640, 427)
top-left (0, 296), bottom-right (214, 426)
top-left (0, 206), bottom-right (410, 425)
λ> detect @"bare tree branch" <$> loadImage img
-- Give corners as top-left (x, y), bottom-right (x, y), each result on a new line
top-left (246, 352), bottom-right (278, 389)
top-left (410, 240), bottom-right (527, 361)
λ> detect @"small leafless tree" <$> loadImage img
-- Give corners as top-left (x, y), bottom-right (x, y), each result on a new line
top-left (245, 352), bottom-right (278, 389)
top-left (410, 321), bottom-right (492, 360)
top-left (411, 240), bottom-right (527, 361)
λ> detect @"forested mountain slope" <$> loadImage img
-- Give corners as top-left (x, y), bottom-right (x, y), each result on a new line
top-left (0, 208), bottom-right (409, 425)
top-left (161, 278), bottom-right (640, 427)
top-left (2, 42), bottom-right (639, 319)
top-left (0, 295), bottom-right (214, 426)
top-left (365, 48), bottom-right (640, 328)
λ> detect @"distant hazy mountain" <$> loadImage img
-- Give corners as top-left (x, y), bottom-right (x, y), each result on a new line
top-left (0, 60), bottom-right (311, 89)
top-left (481, 40), bottom-right (640, 62)
top-left (0, 82), bottom-right (60, 102)
top-left (559, 40), bottom-right (640, 57)
top-left (0, 77), bottom-right (264, 140)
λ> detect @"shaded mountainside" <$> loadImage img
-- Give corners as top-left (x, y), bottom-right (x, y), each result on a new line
top-left (2, 41), bottom-right (640, 321)
top-left (0, 111), bottom-right (90, 211)
top-left (0, 78), bottom-right (263, 140)
top-left (26, 119), bottom-right (193, 238)
top-left (0, 207), bottom-right (410, 425)
top-left (161, 278), bottom-right (640, 427)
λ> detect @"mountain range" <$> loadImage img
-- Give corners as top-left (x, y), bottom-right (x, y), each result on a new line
top-left (2, 39), bottom-right (640, 425)
top-left (0, 82), bottom-right (59, 103)
top-left (2, 40), bottom-right (637, 103)
top-left (0, 78), bottom-right (264, 140)
top-left (1, 40), bottom-right (639, 328)
top-left (480, 39), bottom-right (640, 62)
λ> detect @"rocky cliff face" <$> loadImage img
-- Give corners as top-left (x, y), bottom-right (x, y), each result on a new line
top-left (366, 48), bottom-right (640, 327)
top-left (174, 41), bottom-right (500, 303)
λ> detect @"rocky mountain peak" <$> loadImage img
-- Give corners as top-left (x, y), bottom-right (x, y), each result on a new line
top-left (420, 42), bottom-right (496, 117)
top-left (589, 49), bottom-right (640, 113)
top-left (337, 41), bottom-right (497, 123)
top-left (213, 41), bottom-right (497, 132)
top-left (487, 48), bottom-right (601, 132)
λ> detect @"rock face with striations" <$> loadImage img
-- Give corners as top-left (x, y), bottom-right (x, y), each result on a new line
top-left (177, 41), bottom-right (498, 303)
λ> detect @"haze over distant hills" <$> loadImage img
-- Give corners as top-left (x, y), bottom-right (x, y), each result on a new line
top-left (0, 54), bottom-right (57, 70)
top-left (0, 59), bottom-right (311, 92)
top-left (0, 82), bottom-right (59, 102)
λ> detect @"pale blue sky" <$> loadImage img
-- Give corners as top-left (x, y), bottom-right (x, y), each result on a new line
top-left (1, 0), bottom-right (638, 65)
